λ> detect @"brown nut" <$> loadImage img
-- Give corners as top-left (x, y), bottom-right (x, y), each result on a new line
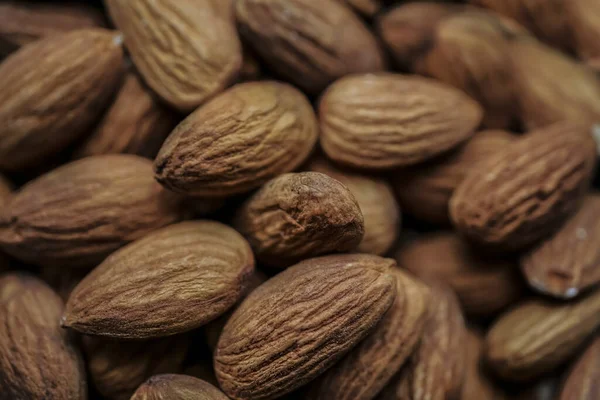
top-left (462, 329), bottom-right (508, 400)
top-left (131, 374), bottom-right (229, 400)
top-left (558, 335), bottom-right (600, 400)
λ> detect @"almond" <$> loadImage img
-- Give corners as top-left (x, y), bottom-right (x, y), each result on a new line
top-left (132, 374), bottom-right (229, 400)
top-left (462, 329), bottom-right (508, 400)
top-left (234, 172), bottom-right (364, 268)
top-left (558, 335), bottom-right (600, 400)
top-left (336, 0), bottom-right (381, 17)
top-left (0, 273), bottom-right (87, 399)
top-left (0, 29), bottom-right (124, 170)
top-left (0, 155), bottom-right (183, 268)
top-left (63, 221), bottom-right (254, 339)
top-left (0, 175), bottom-right (12, 208)
top-left (450, 123), bottom-right (597, 250)
top-left (319, 73), bottom-right (483, 169)
top-left (105, 0), bottom-right (242, 112)
top-left (566, 0), bottom-right (600, 61)
top-left (214, 254), bottom-right (396, 400)
top-left (154, 81), bottom-right (318, 197)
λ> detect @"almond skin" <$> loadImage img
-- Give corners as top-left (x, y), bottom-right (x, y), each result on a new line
top-left (486, 289), bottom-right (600, 381)
top-left (0, 29), bottom-right (124, 170)
top-left (558, 335), bottom-right (600, 400)
top-left (132, 374), bottom-right (229, 400)
top-left (567, 0), bottom-right (600, 61)
top-left (0, 155), bottom-right (183, 268)
top-left (235, 0), bottom-right (385, 94)
top-left (319, 73), bottom-right (483, 169)
top-left (336, 0), bottom-right (381, 17)
top-left (105, 0), bottom-right (242, 112)
top-left (462, 330), bottom-right (508, 400)
top-left (450, 123), bottom-right (597, 250)
top-left (234, 172), bottom-right (365, 268)
top-left (63, 221), bottom-right (254, 339)
top-left (214, 254), bottom-right (396, 400)
top-left (522, 195), bottom-right (600, 299)
top-left (308, 267), bottom-right (430, 400)
top-left (0, 274), bottom-right (87, 399)
top-left (155, 81), bottom-right (318, 197)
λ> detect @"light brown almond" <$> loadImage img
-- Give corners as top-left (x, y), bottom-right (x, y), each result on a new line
top-left (558, 335), bottom-right (600, 400)
top-left (462, 329), bottom-right (508, 400)
top-left (132, 374), bottom-right (229, 400)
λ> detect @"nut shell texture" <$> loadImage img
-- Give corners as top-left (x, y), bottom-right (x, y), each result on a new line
top-left (132, 374), bottom-right (229, 400)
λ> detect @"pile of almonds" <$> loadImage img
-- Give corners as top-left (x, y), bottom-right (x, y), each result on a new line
top-left (1, 0), bottom-right (600, 399)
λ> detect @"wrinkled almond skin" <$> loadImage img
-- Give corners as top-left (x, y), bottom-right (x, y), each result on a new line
top-left (522, 195), bottom-right (600, 299)
top-left (319, 73), bottom-right (483, 169)
top-left (462, 330), bottom-right (508, 400)
top-left (83, 335), bottom-right (189, 400)
top-left (0, 274), bottom-right (87, 400)
top-left (155, 81), bottom-right (318, 197)
top-left (234, 172), bottom-right (364, 268)
top-left (132, 374), bottom-right (229, 400)
top-left (0, 155), bottom-right (183, 268)
top-left (486, 289), bottom-right (600, 381)
top-left (397, 233), bottom-right (523, 318)
top-left (394, 130), bottom-right (516, 225)
top-left (336, 0), bottom-right (381, 17)
top-left (308, 157), bottom-right (400, 256)
top-left (0, 1), bottom-right (106, 55)
top-left (75, 71), bottom-right (179, 159)
top-left (235, 0), bottom-right (385, 94)
top-left (450, 123), bottom-right (597, 250)
top-left (559, 335), bottom-right (600, 400)
top-left (105, 0), bottom-right (242, 112)
top-left (0, 29), bottom-right (124, 171)
top-left (215, 254), bottom-right (396, 400)
top-left (63, 221), bottom-right (254, 339)
top-left (308, 268), bottom-right (430, 400)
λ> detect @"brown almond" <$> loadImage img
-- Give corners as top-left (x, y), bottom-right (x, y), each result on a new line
top-left (0, 155), bottom-right (183, 268)
top-left (0, 175), bottom-right (12, 208)
top-left (63, 221), bottom-right (254, 339)
top-left (214, 254), bottom-right (396, 400)
top-left (154, 81), bottom-right (318, 197)
top-left (336, 0), bottom-right (381, 17)
top-left (319, 73), bottom-right (483, 170)
top-left (394, 130), bottom-right (516, 225)
top-left (462, 329), bottom-right (508, 400)
top-left (40, 266), bottom-right (91, 303)
top-left (0, 274), bottom-right (87, 399)
top-left (558, 335), bottom-right (600, 400)
top-left (234, 172), bottom-right (364, 268)
top-left (566, 0), bottom-right (600, 61)
top-left (105, 0), bottom-right (242, 112)
top-left (308, 268), bottom-right (430, 400)
top-left (235, 0), bottom-right (385, 94)
top-left (486, 290), bottom-right (600, 381)
top-left (450, 123), bottom-right (597, 250)
top-left (132, 374), bottom-right (229, 400)
top-left (0, 29), bottom-right (124, 170)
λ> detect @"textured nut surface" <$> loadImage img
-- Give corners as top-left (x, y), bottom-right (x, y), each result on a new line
top-left (215, 254), bottom-right (396, 400)
top-left (319, 73), bottom-right (483, 169)
top-left (0, 274), bottom-right (87, 400)
top-left (0, 29), bottom-right (124, 170)
top-left (0, 155), bottom-right (183, 268)
top-left (462, 329), bottom-right (508, 400)
top-left (486, 289), bottom-right (600, 381)
top-left (132, 374), bottom-right (229, 400)
top-left (105, 0), bottom-right (242, 112)
top-left (309, 267), bottom-right (430, 400)
top-left (308, 157), bottom-right (400, 256)
top-left (558, 335), bottom-right (600, 400)
top-left (450, 123), bottom-right (597, 250)
top-left (63, 221), bottom-right (254, 339)
top-left (155, 81), bottom-right (318, 197)
top-left (234, 172), bottom-right (364, 268)
top-left (522, 195), bottom-right (600, 299)
top-left (336, 0), bottom-right (381, 17)
top-left (394, 130), bottom-right (515, 225)
top-left (75, 71), bottom-right (178, 159)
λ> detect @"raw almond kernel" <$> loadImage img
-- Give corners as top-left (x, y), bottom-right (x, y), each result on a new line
top-left (396, 232), bottom-right (523, 318)
top-left (235, 0), bottom-right (385, 95)
top-left (132, 374), bottom-right (229, 400)
top-left (486, 289), bottom-right (600, 381)
top-left (308, 268), bottom-right (430, 400)
top-left (215, 254), bottom-right (397, 400)
top-left (307, 157), bottom-right (400, 256)
top-left (336, 0), bottom-right (381, 17)
top-left (319, 73), bottom-right (483, 170)
top-left (558, 335), bottom-right (600, 400)
top-left (63, 221), bottom-right (254, 339)
top-left (0, 155), bottom-right (183, 268)
top-left (566, 0), bottom-right (600, 61)
top-left (75, 70), bottom-right (179, 159)
top-left (462, 329), bottom-right (508, 400)
top-left (234, 172), bottom-right (365, 268)
top-left (450, 122), bottom-right (597, 250)
top-left (522, 195), bottom-right (600, 299)
top-left (0, 274), bottom-right (87, 399)
top-left (105, 0), bottom-right (242, 112)
top-left (0, 29), bottom-right (124, 171)
top-left (394, 130), bottom-right (516, 225)
top-left (154, 81), bottom-right (318, 197)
